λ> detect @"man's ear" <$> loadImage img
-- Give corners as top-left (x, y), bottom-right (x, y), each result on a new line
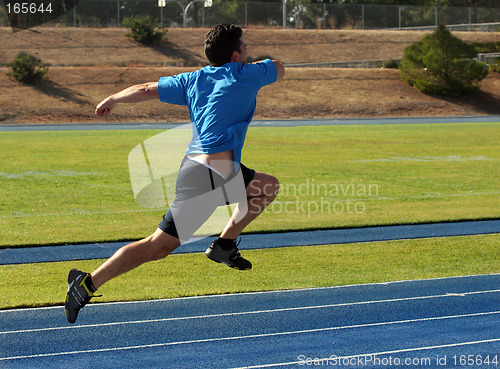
top-left (230, 50), bottom-right (241, 63)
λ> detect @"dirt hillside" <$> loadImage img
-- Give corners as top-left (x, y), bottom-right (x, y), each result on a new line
top-left (1, 27), bottom-right (500, 124)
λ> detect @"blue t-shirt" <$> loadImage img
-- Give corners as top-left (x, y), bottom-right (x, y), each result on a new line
top-left (157, 59), bottom-right (277, 166)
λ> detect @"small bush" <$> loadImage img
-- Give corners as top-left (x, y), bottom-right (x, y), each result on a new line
top-left (384, 59), bottom-right (399, 69)
top-left (7, 53), bottom-right (48, 84)
top-left (122, 15), bottom-right (166, 46)
top-left (399, 24), bottom-right (488, 97)
top-left (471, 41), bottom-right (500, 53)
top-left (490, 60), bottom-right (500, 73)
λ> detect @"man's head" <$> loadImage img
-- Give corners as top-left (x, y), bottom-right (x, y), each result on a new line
top-left (204, 24), bottom-right (247, 67)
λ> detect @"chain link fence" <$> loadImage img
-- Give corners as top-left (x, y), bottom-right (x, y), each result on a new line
top-left (1, 1), bottom-right (499, 30)
top-left (477, 53), bottom-right (500, 65)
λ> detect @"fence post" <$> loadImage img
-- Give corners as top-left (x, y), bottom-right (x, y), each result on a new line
top-left (282, 0), bottom-right (287, 29)
top-left (361, 4), bottom-right (364, 30)
top-left (323, 4), bottom-right (326, 29)
top-left (245, 2), bottom-right (248, 28)
top-left (435, 6), bottom-right (438, 28)
top-left (159, 0), bottom-right (165, 27)
top-left (117, 0), bottom-right (120, 27)
top-left (468, 7), bottom-right (472, 31)
top-left (398, 5), bottom-right (401, 30)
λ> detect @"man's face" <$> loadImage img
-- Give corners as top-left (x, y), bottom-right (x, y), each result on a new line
top-left (232, 37), bottom-right (248, 64)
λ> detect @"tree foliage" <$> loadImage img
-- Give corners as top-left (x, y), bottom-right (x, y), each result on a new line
top-left (6, 53), bottom-right (48, 84)
top-left (490, 60), bottom-right (500, 73)
top-left (399, 24), bottom-right (488, 96)
top-left (335, 0), bottom-right (499, 6)
top-left (122, 15), bottom-right (166, 46)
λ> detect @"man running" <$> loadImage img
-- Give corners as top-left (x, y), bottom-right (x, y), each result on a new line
top-left (65, 24), bottom-right (285, 324)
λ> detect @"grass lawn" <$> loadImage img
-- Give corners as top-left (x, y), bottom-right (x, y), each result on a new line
top-left (1, 234), bottom-right (498, 310)
top-left (1, 122), bottom-right (498, 247)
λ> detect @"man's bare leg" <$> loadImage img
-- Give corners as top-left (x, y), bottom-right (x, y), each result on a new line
top-left (204, 171), bottom-right (279, 270)
top-left (91, 228), bottom-right (180, 289)
top-left (66, 229), bottom-right (180, 323)
top-left (220, 171), bottom-right (279, 240)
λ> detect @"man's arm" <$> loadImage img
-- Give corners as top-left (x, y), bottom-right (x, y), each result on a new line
top-left (95, 82), bottom-right (159, 117)
top-left (253, 59), bottom-right (285, 81)
top-left (271, 60), bottom-right (285, 81)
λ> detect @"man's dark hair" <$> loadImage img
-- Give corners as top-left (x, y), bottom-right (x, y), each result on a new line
top-left (204, 24), bottom-right (243, 67)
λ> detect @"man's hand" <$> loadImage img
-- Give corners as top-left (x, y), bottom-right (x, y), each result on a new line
top-left (272, 60), bottom-right (285, 81)
top-left (94, 82), bottom-right (159, 117)
top-left (95, 97), bottom-right (115, 117)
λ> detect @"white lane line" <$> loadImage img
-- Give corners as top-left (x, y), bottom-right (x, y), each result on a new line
top-left (326, 191), bottom-right (500, 203)
top-left (1, 311), bottom-right (499, 362)
top-left (1, 289), bottom-right (499, 335)
top-left (0, 208), bottom-right (162, 219)
top-left (231, 338), bottom-right (500, 369)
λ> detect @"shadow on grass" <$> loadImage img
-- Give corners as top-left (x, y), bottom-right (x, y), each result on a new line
top-left (152, 41), bottom-right (205, 67)
top-left (434, 90), bottom-right (500, 116)
top-left (33, 80), bottom-right (90, 105)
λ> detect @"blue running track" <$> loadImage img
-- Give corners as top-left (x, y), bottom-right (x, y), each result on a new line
top-left (1, 274), bottom-right (499, 368)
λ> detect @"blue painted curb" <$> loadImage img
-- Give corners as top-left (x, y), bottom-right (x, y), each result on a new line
top-left (1, 116), bottom-right (500, 132)
top-left (0, 220), bottom-right (498, 265)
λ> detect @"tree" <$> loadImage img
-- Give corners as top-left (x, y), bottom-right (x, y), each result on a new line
top-left (6, 53), bottom-right (48, 84)
top-left (399, 24), bottom-right (488, 96)
top-left (122, 15), bottom-right (166, 46)
top-left (336, 0), bottom-right (499, 5)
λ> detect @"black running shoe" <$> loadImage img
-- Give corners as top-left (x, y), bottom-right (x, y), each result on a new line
top-left (205, 239), bottom-right (252, 270)
top-left (65, 269), bottom-right (98, 324)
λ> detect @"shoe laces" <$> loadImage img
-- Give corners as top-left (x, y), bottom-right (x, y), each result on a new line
top-left (230, 240), bottom-right (244, 260)
top-left (232, 239), bottom-right (242, 255)
top-left (80, 275), bottom-right (102, 298)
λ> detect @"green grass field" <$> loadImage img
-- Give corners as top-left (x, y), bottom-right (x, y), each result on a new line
top-left (1, 234), bottom-right (498, 309)
top-left (1, 122), bottom-right (499, 247)
top-left (1, 122), bottom-right (499, 309)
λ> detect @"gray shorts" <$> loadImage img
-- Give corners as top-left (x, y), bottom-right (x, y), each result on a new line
top-left (158, 156), bottom-right (255, 241)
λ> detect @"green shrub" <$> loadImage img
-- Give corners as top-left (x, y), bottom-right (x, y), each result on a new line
top-left (384, 59), bottom-right (399, 69)
top-left (399, 24), bottom-right (488, 97)
top-left (122, 15), bottom-right (166, 46)
top-left (490, 59), bottom-right (500, 73)
top-left (471, 41), bottom-right (500, 53)
top-left (6, 53), bottom-right (48, 84)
